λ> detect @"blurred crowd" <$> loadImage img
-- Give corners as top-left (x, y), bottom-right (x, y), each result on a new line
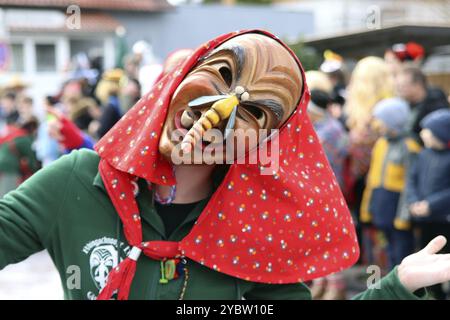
top-left (1, 40), bottom-right (450, 299)
top-left (306, 43), bottom-right (450, 300)
top-left (0, 42), bottom-right (192, 195)
top-left (0, 47), bottom-right (142, 193)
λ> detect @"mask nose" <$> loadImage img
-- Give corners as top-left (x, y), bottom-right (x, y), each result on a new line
top-left (179, 107), bottom-right (224, 143)
top-left (181, 94), bottom-right (239, 153)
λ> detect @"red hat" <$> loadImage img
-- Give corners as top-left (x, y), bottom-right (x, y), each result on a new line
top-left (392, 42), bottom-right (425, 62)
top-left (95, 30), bottom-right (359, 300)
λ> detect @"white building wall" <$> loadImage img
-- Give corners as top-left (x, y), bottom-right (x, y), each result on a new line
top-left (0, 8), bottom-right (117, 111)
top-left (278, 0), bottom-right (450, 37)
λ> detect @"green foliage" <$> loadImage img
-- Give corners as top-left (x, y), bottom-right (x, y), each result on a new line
top-left (288, 41), bottom-right (321, 71)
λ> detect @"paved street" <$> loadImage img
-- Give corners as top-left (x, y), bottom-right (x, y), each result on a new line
top-left (0, 251), bottom-right (63, 300)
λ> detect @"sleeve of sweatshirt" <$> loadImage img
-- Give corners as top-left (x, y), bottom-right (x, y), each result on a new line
top-left (245, 266), bottom-right (429, 300)
top-left (352, 267), bottom-right (429, 300)
top-left (0, 152), bottom-right (77, 269)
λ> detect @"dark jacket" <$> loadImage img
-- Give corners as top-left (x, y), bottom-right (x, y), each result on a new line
top-left (408, 87), bottom-right (449, 145)
top-left (406, 148), bottom-right (450, 223)
top-left (97, 96), bottom-right (122, 139)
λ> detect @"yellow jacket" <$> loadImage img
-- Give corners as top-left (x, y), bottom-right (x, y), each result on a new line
top-left (360, 136), bottom-right (421, 230)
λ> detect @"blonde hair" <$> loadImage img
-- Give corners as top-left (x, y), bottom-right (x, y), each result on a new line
top-left (305, 70), bottom-right (333, 93)
top-left (345, 56), bottom-right (394, 130)
top-left (95, 69), bottom-right (125, 105)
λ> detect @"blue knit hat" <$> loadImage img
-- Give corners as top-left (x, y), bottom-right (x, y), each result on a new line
top-left (421, 109), bottom-right (450, 147)
top-left (373, 98), bottom-right (410, 134)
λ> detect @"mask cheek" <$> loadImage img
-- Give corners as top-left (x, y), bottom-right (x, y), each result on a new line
top-left (158, 126), bottom-right (173, 160)
top-left (178, 72), bottom-right (223, 99)
top-left (230, 117), bottom-right (262, 153)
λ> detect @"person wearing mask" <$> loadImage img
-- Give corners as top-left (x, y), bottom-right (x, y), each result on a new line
top-left (0, 31), bottom-right (450, 301)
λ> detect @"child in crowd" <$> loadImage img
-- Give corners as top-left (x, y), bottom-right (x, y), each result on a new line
top-left (361, 98), bottom-right (421, 270)
top-left (406, 108), bottom-right (450, 299)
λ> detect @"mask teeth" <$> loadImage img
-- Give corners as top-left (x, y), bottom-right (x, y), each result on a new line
top-left (180, 110), bottom-right (194, 128)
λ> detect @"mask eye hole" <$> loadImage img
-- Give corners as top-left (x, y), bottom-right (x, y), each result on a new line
top-left (219, 65), bottom-right (232, 88)
top-left (245, 104), bottom-right (264, 120)
top-left (192, 110), bottom-right (202, 119)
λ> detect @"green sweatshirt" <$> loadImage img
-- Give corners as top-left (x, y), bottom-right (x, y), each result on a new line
top-left (0, 149), bottom-right (428, 300)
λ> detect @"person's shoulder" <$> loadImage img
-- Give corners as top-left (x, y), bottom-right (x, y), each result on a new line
top-left (416, 147), bottom-right (444, 163)
top-left (440, 149), bottom-right (450, 163)
top-left (329, 117), bottom-right (347, 133)
top-left (374, 136), bottom-right (388, 147)
top-left (69, 148), bottom-right (100, 178)
top-left (15, 149), bottom-right (99, 194)
top-left (418, 147), bottom-right (431, 157)
top-left (319, 117), bottom-right (346, 137)
top-left (12, 132), bottom-right (33, 145)
top-left (44, 149), bottom-right (100, 180)
top-left (426, 87), bottom-right (450, 108)
top-left (52, 148), bottom-right (98, 164)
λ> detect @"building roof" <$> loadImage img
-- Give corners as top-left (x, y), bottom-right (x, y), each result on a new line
top-left (304, 24), bottom-right (450, 60)
top-left (8, 12), bottom-right (122, 33)
top-left (0, 0), bottom-right (171, 12)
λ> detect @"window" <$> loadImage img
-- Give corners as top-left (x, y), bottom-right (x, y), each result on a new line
top-left (70, 39), bottom-right (104, 69)
top-left (9, 43), bottom-right (24, 72)
top-left (36, 44), bottom-right (56, 72)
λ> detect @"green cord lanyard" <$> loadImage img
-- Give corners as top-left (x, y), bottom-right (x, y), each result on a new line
top-left (160, 261), bottom-right (169, 284)
top-left (160, 259), bottom-right (184, 284)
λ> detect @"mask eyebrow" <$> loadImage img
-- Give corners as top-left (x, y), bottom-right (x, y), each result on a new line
top-left (200, 44), bottom-right (245, 80)
top-left (241, 99), bottom-right (284, 121)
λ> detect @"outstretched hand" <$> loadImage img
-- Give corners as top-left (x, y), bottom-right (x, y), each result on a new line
top-left (398, 236), bottom-right (450, 293)
top-left (46, 107), bottom-right (64, 141)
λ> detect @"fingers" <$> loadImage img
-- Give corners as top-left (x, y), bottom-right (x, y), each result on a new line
top-left (428, 258), bottom-right (450, 287)
top-left (46, 106), bottom-right (64, 120)
top-left (47, 119), bottom-right (63, 141)
top-left (410, 202), bottom-right (430, 217)
top-left (409, 203), bottom-right (419, 215)
top-left (422, 236), bottom-right (447, 255)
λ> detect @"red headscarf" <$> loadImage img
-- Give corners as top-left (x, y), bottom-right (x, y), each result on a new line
top-left (95, 30), bottom-right (359, 300)
top-left (0, 125), bottom-right (27, 144)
